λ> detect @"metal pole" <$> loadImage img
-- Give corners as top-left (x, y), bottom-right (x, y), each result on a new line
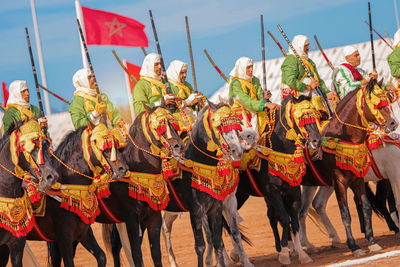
top-left (368, 2), bottom-right (376, 70)
top-left (123, 59), bottom-right (136, 122)
top-left (75, 0), bottom-right (89, 69)
top-left (395, 0), bottom-right (400, 30)
top-left (30, 0), bottom-right (51, 115)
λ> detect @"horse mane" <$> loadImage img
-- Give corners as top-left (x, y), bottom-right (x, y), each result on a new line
top-left (335, 87), bottom-right (359, 112)
top-left (54, 127), bottom-right (86, 162)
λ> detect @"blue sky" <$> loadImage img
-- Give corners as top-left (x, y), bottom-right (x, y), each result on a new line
top-left (0, 0), bottom-right (399, 114)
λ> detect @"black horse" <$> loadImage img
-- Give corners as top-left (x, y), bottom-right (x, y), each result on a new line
top-left (50, 105), bottom-right (185, 267)
top-left (0, 120), bottom-right (59, 267)
top-left (233, 95), bottom-right (322, 265)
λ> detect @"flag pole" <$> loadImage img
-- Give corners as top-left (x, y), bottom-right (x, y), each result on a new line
top-left (30, 0), bottom-right (51, 115)
top-left (75, 0), bottom-right (88, 69)
top-left (123, 59), bottom-right (135, 123)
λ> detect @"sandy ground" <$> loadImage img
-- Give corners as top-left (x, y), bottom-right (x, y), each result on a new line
top-left (7, 191), bottom-right (400, 267)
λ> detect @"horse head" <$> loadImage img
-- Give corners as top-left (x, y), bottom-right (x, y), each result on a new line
top-left (281, 94), bottom-right (322, 149)
top-left (87, 124), bottom-right (128, 180)
top-left (229, 97), bottom-right (259, 151)
top-left (144, 105), bottom-right (185, 158)
top-left (9, 119), bottom-right (59, 191)
top-left (196, 99), bottom-right (243, 161)
top-left (363, 79), bottom-right (398, 133)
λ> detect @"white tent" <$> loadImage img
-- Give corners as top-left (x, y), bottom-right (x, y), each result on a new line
top-left (210, 38), bottom-right (394, 104)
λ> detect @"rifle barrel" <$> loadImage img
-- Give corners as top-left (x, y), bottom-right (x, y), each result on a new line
top-left (203, 49), bottom-right (229, 83)
top-left (368, 2), bottom-right (376, 70)
top-left (185, 16), bottom-right (198, 93)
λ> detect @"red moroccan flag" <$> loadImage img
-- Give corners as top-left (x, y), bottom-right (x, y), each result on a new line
top-left (81, 6), bottom-right (148, 47)
top-left (2, 81), bottom-right (8, 107)
top-left (125, 61), bottom-right (141, 93)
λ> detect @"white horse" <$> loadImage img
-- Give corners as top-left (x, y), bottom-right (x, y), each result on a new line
top-left (299, 100), bottom-right (400, 253)
top-left (161, 99), bottom-right (258, 267)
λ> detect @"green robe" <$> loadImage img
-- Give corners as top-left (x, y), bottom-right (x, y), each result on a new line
top-left (133, 78), bottom-right (166, 115)
top-left (170, 81), bottom-right (194, 100)
top-left (281, 54), bottom-right (330, 95)
top-left (68, 93), bottom-right (121, 130)
top-left (3, 105), bottom-right (40, 132)
top-left (229, 76), bottom-right (266, 112)
top-left (388, 47), bottom-right (400, 78)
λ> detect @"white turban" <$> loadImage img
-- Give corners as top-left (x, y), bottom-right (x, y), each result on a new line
top-left (73, 68), bottom-right (97, 96)
top-left (229, 57), bottom-right (254, 81)
top-left (288, 35), bottom-right (309, 59)
top-left (139, 53), bottom-right (162, 79)
top-left (7, 80), bottom-right (30, 108)
top-left (166, 60), bottom-right (188, 83)
top-left (342, 45), bottom-right (358, 63)
top-left (394, 29), bottom-right (400, 48)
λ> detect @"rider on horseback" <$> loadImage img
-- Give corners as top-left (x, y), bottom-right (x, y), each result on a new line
top-left (133, 53), bottom-right (175, 116)
top-left (388, 29), bottom-right (400, 86)
top-left (2, 80), bottom-right (48, 131)
top-left (68, 68), bottom-right (123, 130)
top-left (281, 35), bottom-right (336, 116)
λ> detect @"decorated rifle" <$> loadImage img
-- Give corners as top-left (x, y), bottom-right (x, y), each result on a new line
top-left (277, 24), bottom-right (333, 116)
top-left (267, 31), bottom-right (287, 57)
top-left (185, 16), bottom-right (198, 94)
top-left (364, 20), bottom-right (394, 50)
top-left (260, 15), bottom-right (271, 102)
top-left (141, 47), bottom-right (148, 56)
top-left (37, 84), bottom-right (71, 105)
top-left (112, 50), bottom-right (138, 84)
top-left (25, 27), bottom-right (47, 134)
top-left (368, 2), bottom-right (376, 70)
top-left (203, 49), bottom-right (229, 83)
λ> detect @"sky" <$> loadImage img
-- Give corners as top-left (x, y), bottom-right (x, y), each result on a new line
top-left (0, 0), bottom-right (399, 114)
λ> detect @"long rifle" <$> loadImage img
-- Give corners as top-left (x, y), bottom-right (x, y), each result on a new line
top-left (38, 84), bottom-right (71, 105)
top-left (141, 47), bottom-right (148, 56)
top-left (368, 2), bottom-right (376, 70)
top-left (148, 10), bottom-right (172, 95)
top-left (261, 15), bottom-right (267, 94)
top-left (204, 49), bottom-right (229, 83)
top-left (25, 27), bottom-right (47, 134)
top-left (364, 20), bottom-right (394, 50)
top-left (112, 50), bottom-right (138, 84)
top-left (277, 24), bottom-right (333, 116)
top-left (185, 16), bottom-right (198, 93)
top-left (267, 31), bottom-right (287, 57)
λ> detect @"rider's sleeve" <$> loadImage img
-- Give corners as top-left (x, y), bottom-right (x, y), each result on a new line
top-left (310, 59), bottom-right (330, 95)
top-left (281, 55), bottom-right (307, 92)
top-left (229, 79), bottom-right (266, 112)
top-left (2, 107), bottom-right (20, 132)
top-left (133, 80), bottom-right (152, 116)
top-left (388, 47), bottom-right (400, 78)
top-left (68, 96), bottom-right (90, 130)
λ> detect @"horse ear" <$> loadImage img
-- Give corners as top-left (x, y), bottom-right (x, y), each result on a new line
top-left (144, 104), bottom-right (152, 114)
top-left (228, 96), bottom-right (235, 106)
top-left (206, 98), bottom-right (217, 112)
top-left (366, 78), bottom-right (376, 93)
top-left (378, 78), bottom-right (383, 88)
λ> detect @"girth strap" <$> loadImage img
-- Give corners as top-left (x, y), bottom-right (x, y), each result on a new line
top-left (303, 146), bottom-right (329, 186)
top-left (32, 219), bottom-right (52, 241)
top-left (98, 197), bottom-right (123, 223)
top-left (245, 167), bottom-right (265, 197)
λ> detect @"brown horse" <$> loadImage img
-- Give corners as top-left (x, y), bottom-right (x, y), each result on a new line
top-left (301, 79), bottom-right (398, 255)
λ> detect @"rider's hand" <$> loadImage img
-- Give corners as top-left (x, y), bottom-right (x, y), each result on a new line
top-left (164, 94), bottom-right (176, 106)
top-left (95, 102), bottom-right (107, 115)
top-left (264, 102), bottom-right (279, 111)
top-left (386, 84), bottom-right (396, 93)
top-left (264, 90), bottom-right (272, 100)
top-left (38, 117), bottom-right (48, 129)
top-left (327, 92), bottom-right (337, 100)
top-left (369, 71), bottom-right (378, 80)
top-left (361, 78), bottom-right (369, 86)
top-left (116, 118), bottom-right (125, 128)
top-left (309, 80), bottom-right (320, 90)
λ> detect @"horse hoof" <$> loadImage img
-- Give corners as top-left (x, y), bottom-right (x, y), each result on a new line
top-left (368, 243), bottom-right (383, 252)
top-left (353, 249), bottom-right (366, 257)
top-left (331, 240), bottom-right (342, 248)
top-left (230, 251), bottom-right (240, 263)
top-left (299, 252), bottom-right (313, 264)
top-left (278, 248), bottom-right (291, 265)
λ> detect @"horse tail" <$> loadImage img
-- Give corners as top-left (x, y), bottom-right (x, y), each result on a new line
top-left (102, 223), bottom-right (114, 255)
top-left (307, 208), bottom-right (329, 236)
top-left (365, 182), bottom-right (385, 218)
top-left (222, 216), bottom-right (253, 246)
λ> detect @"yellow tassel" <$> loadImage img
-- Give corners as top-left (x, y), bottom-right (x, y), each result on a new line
top-left (110, 144), bottom-right (116, 162)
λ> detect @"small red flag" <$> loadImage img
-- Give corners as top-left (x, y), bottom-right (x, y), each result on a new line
top-left (2, 81), bottom-right (8, 107)
top-left (125, 61), bottom-right (141, 93)
top-left (81, 6), bottom-right (148, 47)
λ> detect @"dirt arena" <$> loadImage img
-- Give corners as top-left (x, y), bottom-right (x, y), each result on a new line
top-left (13, 192), bottom-right (400, 266)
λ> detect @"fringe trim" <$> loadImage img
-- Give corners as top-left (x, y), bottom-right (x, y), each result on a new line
top-left (335, 160), bottom-right (371, 178)
top-left (191, 172), bottom-right (239, 201)
top-left (0, 210), bottom-right (35, 238)
top-left (128, 189), bottom-right (170, 211)
top-left (60, 199), bottom-right (100, 225)
top-left (268, 167), bottom-right (305, 187)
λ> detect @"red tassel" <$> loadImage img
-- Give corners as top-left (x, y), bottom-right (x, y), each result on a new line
top-left (374, 100), bottom-right (389, 109)
top-left (171, 123), bottom-right (181, 131)
top-left (156, 124), bottom-right (167, 135)
top-left (232, 160), bottom-right (241, 168)
top-left (236, 114), bottom-right (243, 120)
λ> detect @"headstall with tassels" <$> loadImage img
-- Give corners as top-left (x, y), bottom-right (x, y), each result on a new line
top-left (118, 108), bottom-right (182, 210)
top-left (50, 123), bottom-right (124, 224)
top-left (0, 120), bottom-right (46, 237)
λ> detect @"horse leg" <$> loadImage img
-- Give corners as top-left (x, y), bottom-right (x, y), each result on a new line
top-left (161, 211), bottom-right (180, 267)
top-left (265, 189), bottom-right (291, 265)
top-left (47, 241), bottom-right (62, 267)
top-left (55, 233), bottom-right (75, 267)
top-left (312, 186), bottom-right (341, 247)
top-left (9, 240), bottom-right (25, 267)
top-left (375, 180), bottom-right (399, 233)
top-left (207, 202), bottom-right (225, 267)
top-left (143, 211), bottom-right (162, 267)
top-left (125, 212), bottom-right (144, 267)
top-left (354, 193), bottom-right (365, 233)
top-left (80, 227), bottom-right (107, 267)
top-left (110, 224), bottom-right (122, 267)
top-left (299, 185), bottom-right (318, 251)
top-left (333, 176), bottom-right (365, 256)
top-left (289, 187), bottom-right (313, 264)
top-left (387, 185), bottom-right (400, 228)
top-left (222, 191), bottom-right (253, 267)
top-left (190, 192), bottom-right (207, 267)
top-left (202, 214), bottom-right (216, 267)
top-left (350, 179), bottom-right (382, 252)
top-left (0, 244), bottom-right (10, 267)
